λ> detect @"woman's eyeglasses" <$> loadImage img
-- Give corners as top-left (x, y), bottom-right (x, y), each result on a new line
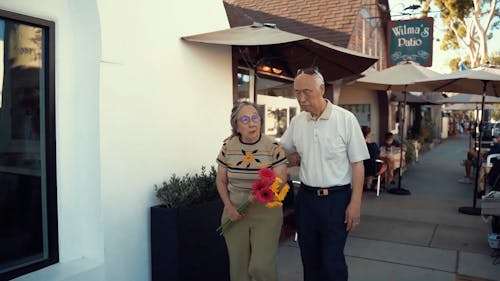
top-left (239, 114), bottom-right (261, 124)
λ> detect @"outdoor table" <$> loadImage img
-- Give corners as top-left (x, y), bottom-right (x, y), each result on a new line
top-left (380, 147), bottom-right (405, 169)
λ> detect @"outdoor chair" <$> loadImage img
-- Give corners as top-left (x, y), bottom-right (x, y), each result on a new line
top-left (375, 159), bottom-right (388, 197)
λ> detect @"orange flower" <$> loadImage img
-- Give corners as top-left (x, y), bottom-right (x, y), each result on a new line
top-left (242, 152), bottom-right (255, 163)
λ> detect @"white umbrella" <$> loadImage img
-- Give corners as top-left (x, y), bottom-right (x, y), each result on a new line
top-left (444, 103), bottom-right (495, 110)
top-left (415, 66), bottom-right (500, 96)
top-left (355, 61), bottom-right (440, 195)
top-left (438, 93), bottom-right (500, 104)
top-left (356, 61), bottom-right (440, 91)
top-left (415, 65), bottom-right (500, 215)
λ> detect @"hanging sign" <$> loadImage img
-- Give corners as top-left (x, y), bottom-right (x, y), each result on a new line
top-left (387, 17), bottom-right (433, 67)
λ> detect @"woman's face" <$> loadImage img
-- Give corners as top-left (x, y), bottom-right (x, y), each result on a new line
top-left (365, 132), bottom-right (372, 142)
top-left (236, 105), bottom-right (261, 142)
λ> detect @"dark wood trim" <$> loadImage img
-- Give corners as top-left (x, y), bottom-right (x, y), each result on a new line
top-left (0, 9), bottom-right (58, 281)
top-left (377, 91), bottom-right (389, 144)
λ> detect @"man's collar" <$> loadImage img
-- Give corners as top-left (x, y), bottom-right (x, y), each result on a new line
top-left (307, 99), bottom-right (333, 121)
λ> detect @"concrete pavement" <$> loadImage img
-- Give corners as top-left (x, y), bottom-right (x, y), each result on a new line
top-left (277, 134), bottom-right (500, 281)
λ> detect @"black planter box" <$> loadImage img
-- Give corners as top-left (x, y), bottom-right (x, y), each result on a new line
top-left (151, 200), bottom-right (229, 281)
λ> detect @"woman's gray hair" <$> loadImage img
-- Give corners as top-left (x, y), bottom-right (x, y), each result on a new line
top-left (230, 101), bottom-right (261, 136)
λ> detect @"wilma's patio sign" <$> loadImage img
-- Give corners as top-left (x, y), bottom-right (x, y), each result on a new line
top-left (387, 17), bottom-right (434, 67)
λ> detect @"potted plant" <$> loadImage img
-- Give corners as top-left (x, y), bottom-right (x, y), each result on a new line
top-left (150, 166), bottom-right (229, 281)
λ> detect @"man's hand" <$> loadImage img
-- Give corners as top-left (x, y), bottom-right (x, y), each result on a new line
top-left (287, 152), bottom-right (301, 166)
top-left (345, 201), bottom-right (361, 232)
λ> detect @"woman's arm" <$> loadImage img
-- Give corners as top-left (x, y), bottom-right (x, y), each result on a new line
top-left (216, 165), bottom-right (242, 222)
top-left (272, 163), bottom-right (289, 182)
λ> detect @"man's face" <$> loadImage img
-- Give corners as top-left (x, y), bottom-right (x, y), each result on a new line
top-left (293, 73), bottom-right (325, 113)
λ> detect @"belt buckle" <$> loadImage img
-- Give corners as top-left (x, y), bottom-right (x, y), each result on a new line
top-left (316, 189), bottom-right (329, 196)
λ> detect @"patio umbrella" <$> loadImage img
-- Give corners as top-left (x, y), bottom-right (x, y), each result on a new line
top-left (438, 93), bottom-right (500, 104)
top-left (445, 103), bottom-right (495, 111)
top-left (390, 92), bottom-right (441, 105)
top-left (182, 23), bottom-right (377, 82)
top-left (415, 65), bottom-right (500, 215)
top-left (355, 61), bottom-right (440, 195)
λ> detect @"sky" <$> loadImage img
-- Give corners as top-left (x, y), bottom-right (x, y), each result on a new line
top-left (388, 0), bottom-right (500, 73)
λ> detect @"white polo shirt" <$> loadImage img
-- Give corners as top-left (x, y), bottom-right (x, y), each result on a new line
top-left (280, 100), bottom-right (369, 187)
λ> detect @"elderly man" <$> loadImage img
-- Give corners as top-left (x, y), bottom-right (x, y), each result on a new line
top-left (280, 67), bottom-right (369, 281)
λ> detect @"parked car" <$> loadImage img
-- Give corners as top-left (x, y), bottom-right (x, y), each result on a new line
top-left (482, 122), bottom-right (500, 141)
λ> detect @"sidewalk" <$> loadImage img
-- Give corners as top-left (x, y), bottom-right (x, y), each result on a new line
top-left (277, 134), bottom-right (500, 281)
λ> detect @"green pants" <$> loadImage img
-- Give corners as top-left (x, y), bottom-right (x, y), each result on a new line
top-left (222, 202), bottom-right (283, 281)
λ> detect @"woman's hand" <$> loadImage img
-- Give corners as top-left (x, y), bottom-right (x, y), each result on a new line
top-left (225, 204), bottom-right (243, 222)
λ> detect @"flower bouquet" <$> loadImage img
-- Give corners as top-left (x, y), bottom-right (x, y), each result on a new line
top-left (216, 168), bottom-right (290, 235)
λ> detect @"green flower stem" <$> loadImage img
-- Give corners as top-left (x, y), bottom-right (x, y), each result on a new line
top-left (216, 200), bottom-right (251, 235)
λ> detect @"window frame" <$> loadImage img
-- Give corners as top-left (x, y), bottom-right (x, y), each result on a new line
top-left (0, 8), bottom-right (58, 281)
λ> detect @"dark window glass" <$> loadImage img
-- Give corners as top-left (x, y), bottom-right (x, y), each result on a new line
top-left (255, 75), bottom-right (296, 138)
top-left (0, 9), bottom-right (57, 280)
top-left (237, 70), bottom-right (251, 102)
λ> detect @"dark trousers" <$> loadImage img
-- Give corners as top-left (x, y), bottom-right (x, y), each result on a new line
top-left (296, 186), bottom-right (351, 281)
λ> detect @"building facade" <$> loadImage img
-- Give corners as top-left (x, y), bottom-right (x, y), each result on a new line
top-left (0, 1), bottom-right (233, 280)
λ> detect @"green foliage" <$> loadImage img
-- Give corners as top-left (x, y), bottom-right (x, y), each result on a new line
top-left (419, 111), bottom-right (435, 143)
top-left (404, 139), bottom-right (417, 164)
top-left (155, 166), bottom-right (218, 208)
top-left (449, 54), bottom-right (500, 71)
top-left (440, 30), bottom-right (460, 51)
top-left (491, 104), bottom-right (500, 121)
top-left (449, 57), bottom-right (462, 71)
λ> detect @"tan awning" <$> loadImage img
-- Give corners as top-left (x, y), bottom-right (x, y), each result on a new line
top-left (182, 24), bottom-right (377, 82)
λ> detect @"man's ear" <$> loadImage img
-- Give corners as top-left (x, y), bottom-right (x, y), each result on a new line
top-left (320, 84), bottom-right (325, 96)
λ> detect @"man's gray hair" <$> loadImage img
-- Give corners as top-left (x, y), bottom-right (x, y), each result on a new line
top-left (295, 67), bottom-right (325, 88)
top-left (230, 101), bottom-right (261, 136)
top-left (312, 73), bottom-right (325, 88)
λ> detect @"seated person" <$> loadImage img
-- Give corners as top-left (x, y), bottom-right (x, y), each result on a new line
top-left (361, 126), bottom-right (380, 191)
top-left (379, 132), bottom-right (402, 150)
top-left (379, 132), bottom-right (405, 185)
top-left (460, 135), bottom-right (500, 184)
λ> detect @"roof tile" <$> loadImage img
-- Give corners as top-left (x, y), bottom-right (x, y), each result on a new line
top-left (225, 0), bottom-right (365, 47)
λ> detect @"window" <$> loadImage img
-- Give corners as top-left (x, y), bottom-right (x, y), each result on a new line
top-left (0, 9), bottom-right (57, 280)
top-left (234, 67), bottom-right (298, 139)
top-left (254, 73), bottom-right (297, 139)
top-left (340, 104), bottom-right (371, 126)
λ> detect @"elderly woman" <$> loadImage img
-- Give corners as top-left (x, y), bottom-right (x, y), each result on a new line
top-left (216, 101), bottom-right (288, 281)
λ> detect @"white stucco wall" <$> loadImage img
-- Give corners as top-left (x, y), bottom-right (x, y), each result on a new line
top-left (3, 0), bottom-right (232, 280)
top-left (98, 1), bottom-right (231, 281)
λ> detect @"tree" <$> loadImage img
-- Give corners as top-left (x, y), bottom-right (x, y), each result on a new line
top-left (420, 0), bottom-right (499, 68)
top-left (448, 52), bottom-right (500, 71)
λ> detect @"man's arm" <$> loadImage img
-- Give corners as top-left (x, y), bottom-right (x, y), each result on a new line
top-left (345, 161), bottom-right (364, 231)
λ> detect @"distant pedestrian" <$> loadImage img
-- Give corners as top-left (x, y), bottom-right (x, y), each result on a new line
top-left (280, 67), bottom-right (369, 281)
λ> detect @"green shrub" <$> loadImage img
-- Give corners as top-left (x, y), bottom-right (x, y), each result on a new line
top-left (155, 166), bottom-right (218, 208)
top-left (404, 139), bottom-right (417, 164)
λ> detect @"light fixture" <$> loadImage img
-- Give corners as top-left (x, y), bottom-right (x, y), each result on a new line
top-left (258, 65), bottom-right (272, 72)
top-left (272, 67), bottom-right (283, 75)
